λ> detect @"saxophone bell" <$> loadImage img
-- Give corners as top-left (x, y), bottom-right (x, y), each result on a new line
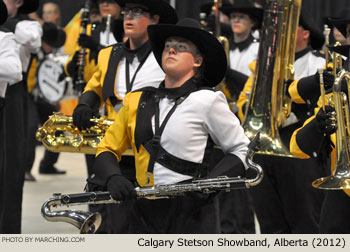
top-left (41, 194), bottom-right (102, 234)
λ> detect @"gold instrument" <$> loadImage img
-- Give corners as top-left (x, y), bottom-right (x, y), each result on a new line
top-left (242, 0), bottom-right (301, 157)
top-left (209, 0), bottom-right (235, 111)
top-left (36, 113), bottom-right (133, 155)
top-left (323, 24), bottom-right (331, 67)
top-left (312, 69), bottom-right (350, 190)
top-left (41, 134), bottom-right (264, 233)
top-left (105, 14), bottom-right (112, 45)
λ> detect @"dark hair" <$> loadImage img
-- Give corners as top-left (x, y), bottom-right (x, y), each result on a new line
top-left (192, 50), bottom-right (205, 84)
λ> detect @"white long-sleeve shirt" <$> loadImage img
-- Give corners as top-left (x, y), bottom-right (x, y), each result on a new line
top-left (14, 20), bottom-right (42, 72)
top-left (153, 90), bottom-right (250, 185)
top-left (0, 31), bottom-right (22, 97)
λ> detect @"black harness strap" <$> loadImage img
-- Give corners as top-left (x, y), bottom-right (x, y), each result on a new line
top-left (125, 46), bottom-right (152, 93)
top-left (156, 146), bottom-right (205, 177)
top-left (102, 44), bottom-right (123, 107)
top-left (143, 95), bottom-right (187, 184)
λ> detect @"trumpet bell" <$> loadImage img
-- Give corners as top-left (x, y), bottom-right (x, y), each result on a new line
top-left (312, 176), bottom-right (350, 190)
top-left (312, 162), bottom-right (350, 190)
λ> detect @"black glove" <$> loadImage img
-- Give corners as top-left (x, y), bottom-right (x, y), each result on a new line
top-left (314, 68), bottom-right (335, 90)
top-left (72, 104), bottom-right (96, 130)
top-left (66, 51), bottom-right (80, 78)
top-left (58, 71), bottom-right (67, 82)
top-left (107, 175), bottom-right (137, 201)
top-left (78, 34), bottom-right (99, 52)
top-left (316, 105), bottom-right (336, 135)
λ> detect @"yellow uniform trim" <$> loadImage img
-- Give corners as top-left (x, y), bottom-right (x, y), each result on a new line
top-left (236, 61), bottom-right (256, 122)
top-left (290, 93), bottom-right (350, 195)
top-left (97, 91), bottom-right (154, 186)
top-left (64, 24), bottom-right (98, 85)
top-left (27, 57), bottom-right (37, 93)
top-left (288, 78), bottom-right (305, 104)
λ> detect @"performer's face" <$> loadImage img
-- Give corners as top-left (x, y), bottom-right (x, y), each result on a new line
top-left (162, 36), bottom-right (203, 82)
top-left (3, 0), bottom-right (23, 18)
top-left (230, 12), bottom-right (255, 35)
top-left (42, 3), bottom-right (60, 25)
top-left (98, 0), bottom-right (121, 19)
top-left (122, 4), bottom-right (159, 40)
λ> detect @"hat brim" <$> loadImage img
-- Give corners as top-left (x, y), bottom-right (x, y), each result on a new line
top-left (328, 44), bottom-right (350, 57)
top-left (220, 6), bottom-right (263, 29)
top-left (0, 1), bottom-right (8, 25)
top-left (43, 29), bottom-right (66, 48)
top-left (18, 0), bottom-right (39, 14)
top-left (117, 0), bottom-right (177, 24)
top-left (329, 18), bottom-right (350, 38)
top-left (300, 10), bottom-right (325, 50)
top-left (148, 24), bottom-right (227, 87)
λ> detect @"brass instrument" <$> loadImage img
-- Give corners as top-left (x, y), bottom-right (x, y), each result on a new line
top-left (74, 1), bottom-right (90, 94)
top-left (312, 69), bottom-right (350, 190)
top-left (318, 69), bottom-right (326, 112)
top-left (209, 0), bottom-right (234, 111)
top-left (36, 113), bottom-right (133, 155)
top-left (241, 0), bottom-right (301, 157)
top-left (105, 14), bottom-right (112, 45)
top-left (323, 25), bottom-right (331, 66)
top-left (41, 134), bottom-right (264, 233)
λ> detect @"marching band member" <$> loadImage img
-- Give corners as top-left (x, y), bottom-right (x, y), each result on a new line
top-left (25, 22), bottom-right (67, 180)
top-left (87, 18), bottom-right (250, 233)
top-left (236, 9), bottom-right (327, 234)
top-left (72, 0), bottom-right (177, 233)
top-left (0, 0), bottom-right (22, 190)
top-left (0, 0), bottom-right (41, 234)
top-left (290, 12), bottom-right (350, 234)
top-left (214, 0), bottom-right (263, 234)
top-left (65, 0), bottom-right (124, 90)
top-left (288, 10), bottom-right (350, 108)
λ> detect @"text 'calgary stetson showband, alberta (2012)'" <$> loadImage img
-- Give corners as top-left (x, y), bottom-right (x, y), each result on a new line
top-left (137, 237), bottom-right (347, 249)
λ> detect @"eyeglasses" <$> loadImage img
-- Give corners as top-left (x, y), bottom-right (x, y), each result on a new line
top-left (121, 7), bottom-right (150, 19)
top-left (164, 41), bottom-right (198, 55)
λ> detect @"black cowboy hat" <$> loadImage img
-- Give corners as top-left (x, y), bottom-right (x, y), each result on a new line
top-left (329, 9), bottom-right (350, 38)
top-left (42, 22), bottom-right (66, 48)
top-left (115, 0), bottom-right (177, 24)
top-left (91, 0), bottom-right (118, 6)
top-left (328, 44), bottom-right (350, 57)
top-left (299, 9), bottom-right (325, 50)
top-left (0, 0), bottom-right (7, 25)
top-left (148, 18), bottom-right (227, 87)
top-left (220, 0), bottom-right (263, 29)
top-left (200, 0), bottom-right (232, 17)
top-left (18, 0), bottom-right (39, 14)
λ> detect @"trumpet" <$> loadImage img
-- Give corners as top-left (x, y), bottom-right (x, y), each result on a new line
top-left (312, 69), bottom-right (350, 190)
top-left (41, 134), bottom-right (264, 233)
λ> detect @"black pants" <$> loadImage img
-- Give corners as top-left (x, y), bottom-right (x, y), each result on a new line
top-left (319, 190), bottom-right (350, 233)
top-left (25, 96), bottom-right (59, 172)
top-left (0, 83), bottom-right (27, 233)
top-left (90, 155), bottom-right (136, 234)
top-left (250, 154), bottom-right (327, 233)
top-left (127, 195), bottom-right (220, 233)
top-left (210, 148), bottom-right (255, 233)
